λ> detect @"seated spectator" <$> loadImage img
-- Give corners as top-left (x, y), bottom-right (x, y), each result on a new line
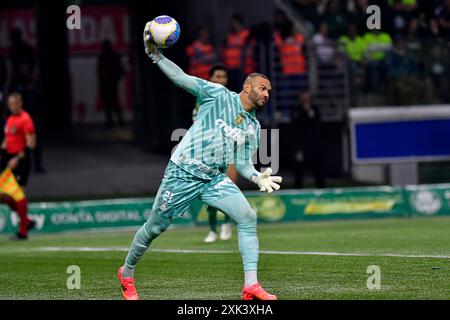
top-left (386, 36), bottom-right (426, 105)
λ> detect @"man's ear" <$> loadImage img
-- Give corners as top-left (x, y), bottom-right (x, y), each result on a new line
top-left (243, 84), bottom-right (251, 94)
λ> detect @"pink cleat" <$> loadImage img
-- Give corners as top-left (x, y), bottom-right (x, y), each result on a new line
top-left (117, 267), bottom-right (140, 300)
top-left (242, 283), bottom-right (278, 300)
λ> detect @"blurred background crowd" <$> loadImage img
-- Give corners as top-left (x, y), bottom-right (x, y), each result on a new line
top-left (0, 0), bottom-right (449, 200)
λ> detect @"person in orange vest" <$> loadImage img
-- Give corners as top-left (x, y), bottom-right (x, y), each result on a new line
top-left (274, 21), bottom-right (307, 76)
top-left (186, 27), bottom-right (216, 80)
top-left (243, 36), bottom-right (257, 76)
top-left (273, 19), bottom-right (308, 117)
top-left (222, 14), bottom-right (255, 92)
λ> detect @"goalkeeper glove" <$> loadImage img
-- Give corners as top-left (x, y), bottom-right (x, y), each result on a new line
top-left (251, 168), bottom-right (282, 194)
top-left (143, 22), bottom-right (162, 63)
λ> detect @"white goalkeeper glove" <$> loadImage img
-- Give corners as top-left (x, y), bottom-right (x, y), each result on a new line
top-left (143, 22), bottom-right (162, 63)
top-left (251, 168), bottom-right (283, 194)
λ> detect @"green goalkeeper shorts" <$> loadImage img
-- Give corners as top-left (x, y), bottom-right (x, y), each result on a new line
top-left (152, 160), bottom-right (242, 218)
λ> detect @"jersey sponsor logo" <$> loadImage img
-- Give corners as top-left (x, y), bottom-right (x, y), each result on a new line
top-left (207, 82), bottom-right (223, 89)
top-left (178, 154), bottom-right (215, 174)
top-left (247, 123), bottom-right (255, 136)
top-left (215, 119), bottom-right (246, 145)
top-left (235, 113), bottom-right (244, 125)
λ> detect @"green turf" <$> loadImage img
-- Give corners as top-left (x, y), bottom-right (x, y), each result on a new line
top-left (0, 216), bottom-right (449, 300)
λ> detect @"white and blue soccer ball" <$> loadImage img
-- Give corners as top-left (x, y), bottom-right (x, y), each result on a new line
top-left (146, 15), bottom-right (181, 48)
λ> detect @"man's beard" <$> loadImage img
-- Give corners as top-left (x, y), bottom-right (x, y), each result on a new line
top-left (249, 91), bottom-right (267, 109)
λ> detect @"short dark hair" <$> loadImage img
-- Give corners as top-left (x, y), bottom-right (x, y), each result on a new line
top-left (245, 72), bottom-right (269, 83)
top-left (231, 13), bottom-right (244, 25)
top-left (209, 64), bottom-right (228, 78)
top-left (8, 92), bottom-right (23, 100)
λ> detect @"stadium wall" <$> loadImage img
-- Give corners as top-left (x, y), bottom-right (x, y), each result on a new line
top-left (0, 184), bottom-right (449, 234)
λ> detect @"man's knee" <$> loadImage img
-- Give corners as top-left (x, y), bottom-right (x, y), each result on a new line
top-left (237, 206), bottom-right (257, 226)
top-left (144, 213), bottom-right (171, 238)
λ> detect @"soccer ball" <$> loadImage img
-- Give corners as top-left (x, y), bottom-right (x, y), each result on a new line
top-left (146, 15), bottom-right (181, 48)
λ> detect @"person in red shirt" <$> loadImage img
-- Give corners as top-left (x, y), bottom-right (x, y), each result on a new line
top-left (1, 92), bottom-right (37, 240)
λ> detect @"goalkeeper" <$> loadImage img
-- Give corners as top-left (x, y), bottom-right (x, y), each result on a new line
top-left (117, 23), bottom-right (283, 301)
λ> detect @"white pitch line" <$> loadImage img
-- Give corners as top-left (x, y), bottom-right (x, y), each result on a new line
top-left (1, 246), bottom-right (449, 259)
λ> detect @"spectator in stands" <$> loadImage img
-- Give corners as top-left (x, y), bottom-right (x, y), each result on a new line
top-left (222, 14), bottom-right (252, 92)
top-left (339, 23), bottom-right (367, 106)
top-left (312, 22), bottom-right (336, 64)
top-left (362, 29), bottom-right (393, 92)
top-left (292, 91), bottom-right (325, 189)
top-left (97, 39), bottom-right (125, 128)
top-left (426, 41), bottom-right (449, 102)
top-left (318, 0), bottom-right (347, 39)
top-left (347, 0), bottom-right (371, 35)
top-left (386, 36), bottom-right (426, 105)
top-left (387, 0), bottom-right (418, 37)
top-left (274, 9), bottom-right (291, 35)
top-left (404, 18), bottom-right (425, 61)
top-left (420, 0), bottom-right (443, 37)
top-left (242, 32), bottom-right (257, 77)
top-left (432, 0), bottom-right (450, 41)
top-left (274, 18), bottom-right (308, 117)
top-left (338, 23), bottom-right (366, 68)
top-left (313, 22), bottom-right (345, 98)
top-left (186, 26), bottom-right (216, 80)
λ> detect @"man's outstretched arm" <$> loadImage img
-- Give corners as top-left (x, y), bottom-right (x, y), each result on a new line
top-left (144, 22), bottom-right (197, 94)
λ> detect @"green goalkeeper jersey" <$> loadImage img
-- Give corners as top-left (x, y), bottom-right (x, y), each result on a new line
top-left (171, 77), bottom-right (260, 180)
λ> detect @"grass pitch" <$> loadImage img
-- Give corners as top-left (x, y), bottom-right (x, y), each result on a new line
top-left (0, 216), bottom-right (449, 300)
